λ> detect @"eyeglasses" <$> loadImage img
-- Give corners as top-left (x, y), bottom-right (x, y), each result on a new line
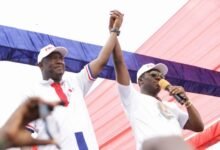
top-left (148, 70), bottom-right (165, 79)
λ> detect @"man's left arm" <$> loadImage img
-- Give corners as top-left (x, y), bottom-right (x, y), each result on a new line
top-left (183, 101), bottom-right (204, 132)
top-left (169, 86), bottom-right (204, 132)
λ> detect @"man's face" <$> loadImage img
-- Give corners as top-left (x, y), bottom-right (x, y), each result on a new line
top-left (138, 69), bottom-right (165, 95)
top-left (39, 52), bottom-right (65, 82)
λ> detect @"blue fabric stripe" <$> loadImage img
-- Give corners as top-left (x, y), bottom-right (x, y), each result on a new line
top-left (1, 25), bottom-right (220, 96)
top-left (75, 132), bottom-right (88, 150)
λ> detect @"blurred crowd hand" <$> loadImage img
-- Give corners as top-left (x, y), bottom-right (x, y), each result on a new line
top-left (142, 136), bottom-right (193, 150)
top-left (109, 10), bottom-right (124, 31)
top-left (0, 97), bottom-right (61, 149)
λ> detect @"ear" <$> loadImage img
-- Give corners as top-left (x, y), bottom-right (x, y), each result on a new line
top-left (138, 78), bottom-right (143, 86)
top-left (38, 62), bottom-right (43, 70)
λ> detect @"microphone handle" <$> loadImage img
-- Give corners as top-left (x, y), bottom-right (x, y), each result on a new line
top-left (173, 94), bottom-right (185, 105)
top-left (165, 85), bottom-right (186, 104)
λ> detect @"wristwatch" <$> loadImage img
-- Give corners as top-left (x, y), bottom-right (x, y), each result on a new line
top-left (110, 28), bottom-right (120, 36)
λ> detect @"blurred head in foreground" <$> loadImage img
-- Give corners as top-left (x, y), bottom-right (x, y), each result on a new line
top-left (142, 136), bottom-right (193, 150)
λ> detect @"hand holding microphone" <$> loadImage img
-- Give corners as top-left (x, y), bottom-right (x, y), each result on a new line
top-left (159, 79), bottom-right (189, 105)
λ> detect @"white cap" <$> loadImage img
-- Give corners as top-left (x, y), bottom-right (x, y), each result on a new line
top-left (37, 44), bottom-right (68, 63)
top-left (136, 63), bottom-right (168, 82)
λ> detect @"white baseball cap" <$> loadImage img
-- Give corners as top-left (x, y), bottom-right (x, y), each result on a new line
top-left (136, 63), bottom-right (168, 82)
top-left (37, 44), bottom-right (68, 63)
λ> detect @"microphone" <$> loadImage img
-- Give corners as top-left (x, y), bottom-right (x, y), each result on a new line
top-left (158, 79), bottom-right (186, 104)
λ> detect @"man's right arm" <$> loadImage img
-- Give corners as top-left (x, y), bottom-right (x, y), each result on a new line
top-left (75, 10), bottom-right (124, 95)
top-left (88, 10), bottom-right (124, 78)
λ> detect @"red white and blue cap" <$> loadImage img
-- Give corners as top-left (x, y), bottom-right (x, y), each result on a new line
top-left (38, 44), bottom-right (68, 63)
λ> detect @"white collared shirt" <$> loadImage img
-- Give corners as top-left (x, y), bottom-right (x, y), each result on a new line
top-left (118, 82), bottom-right (188, 150)
top-left (27, 65), bottom-right (98, 150)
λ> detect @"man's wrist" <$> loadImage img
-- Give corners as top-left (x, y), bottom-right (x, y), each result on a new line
top-left (110, 28), bottom-right (120, 36)
top-left (184, 100), bottom-right (192, 108)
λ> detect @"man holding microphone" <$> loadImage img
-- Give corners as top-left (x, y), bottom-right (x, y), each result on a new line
top-left (111, 28), bottom-right (204, 149)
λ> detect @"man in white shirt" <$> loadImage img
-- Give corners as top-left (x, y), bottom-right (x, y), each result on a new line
top-left (111, 33), bottom-right (204, 149)
top-left (25, 10), bottom-right (124, 150)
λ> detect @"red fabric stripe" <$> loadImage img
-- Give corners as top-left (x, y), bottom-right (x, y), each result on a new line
top-left (51, 82), bottom-right (69, 106)
top-left (32, 146), bottom-right (38, 150)
top-left (26, 124), bottom-right (35, 129)
top-left (187, 121), bottom-right (220, 149)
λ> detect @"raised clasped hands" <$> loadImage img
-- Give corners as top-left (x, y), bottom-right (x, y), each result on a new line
top-left (109, 10), bottom-right (124, 31)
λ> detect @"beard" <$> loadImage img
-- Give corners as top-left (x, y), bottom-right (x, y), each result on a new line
top-left (142, 84), bottom-right (160, 96)
top-left (45, 69), bottom-right (64, 82)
